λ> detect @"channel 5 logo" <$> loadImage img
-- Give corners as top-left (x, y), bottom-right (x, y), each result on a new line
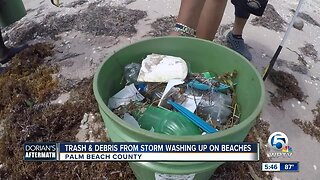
top-left (268, 132), bottom-right (293, 158)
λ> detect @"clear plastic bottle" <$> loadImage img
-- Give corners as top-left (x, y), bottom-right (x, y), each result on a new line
top-left (198, 91), bottom-right (232, 124)
top-left (124, 63), bottom-right (141, 85)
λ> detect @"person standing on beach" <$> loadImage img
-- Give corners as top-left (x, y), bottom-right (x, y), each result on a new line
top-left (172, 0), bottom-right (268, 61)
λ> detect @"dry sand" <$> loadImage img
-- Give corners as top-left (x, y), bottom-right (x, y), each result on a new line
top-left (1, 0), bottom-right (319, 179)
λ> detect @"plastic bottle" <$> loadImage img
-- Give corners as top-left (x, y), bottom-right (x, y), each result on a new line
top-left (124, 63), bottom-right (141, 85)
top-left (198, 91), bottom-right (232, 124)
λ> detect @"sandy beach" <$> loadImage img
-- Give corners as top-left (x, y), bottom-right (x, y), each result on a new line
top-left (1, 0), bottom-right (319, 179)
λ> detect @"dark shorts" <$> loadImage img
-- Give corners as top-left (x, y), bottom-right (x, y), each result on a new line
top-left (232, 0), bottom-right (268, 19)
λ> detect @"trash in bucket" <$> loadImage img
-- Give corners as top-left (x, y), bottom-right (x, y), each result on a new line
top-left (197, 91), bottom-right (233, 125)
top-left (137, 54), bottom-right (188, 82)
top-left (158, 79), bottom-right (185, 106)
top-left (124, 63), bottom-right (141, 85)
top-left (168, 100), bottom-right (219, 133)
top-left (123, 113), bottom-right (140, 128)
top-left (136, 106), bottom-right (202, 136)
top-left (108, 53), bottom-right (241, 135)
top-left (108, 84), bottom-right (144, 109)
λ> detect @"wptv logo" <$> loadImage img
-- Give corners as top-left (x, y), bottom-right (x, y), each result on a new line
top-left (268, 132), bottom-right (293, 158)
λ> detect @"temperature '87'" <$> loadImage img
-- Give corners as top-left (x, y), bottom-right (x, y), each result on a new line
top-left (285, 164), bottom-right (294, 170)
top-left (280, 162), bottom-right (299, 172)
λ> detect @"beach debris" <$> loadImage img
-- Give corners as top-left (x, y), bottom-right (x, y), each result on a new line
top-left (158, 86), bottom-right (187, 110)
top-left (136, 106), bottom-right (202, 136)
top-left (181, 95), bottom-right (202, 113)
top-left (148, 16), bottom-right (176, 37)
top-left (276, 59), bottom-right (308, 75)
top-left (123, 113), bottom-right (140, 128)
top-left (158, 79), bottom-right (185, 109)
top-left (188, 71), bottom-right (234, 92)
top-left (197, 92), bottom-right (233, 125)
top-left (293, 18), bottom-right (304, 30)
top-left (268, 69), bottom-right (306, 109)
top-left (124, 63), bottom-right (141, 85)
top-left (212, 119), bottom-right (273, 179)
top-left (293, 118), bottom-right (320, 143)
top-left (188, 80), bottom-right (211, 91)
top-left (110, 54), bottom-right (240, 135)
top-left (251, 4), bottom-right (286, 32)
top-left (137, 54), bottom-right (188, 82)
top-left (81, 113), bottom-right (89, 125)
top-left (108, 84), bottom-right (144, 109)
top-left (188, 79), bottom-right (230, 92)
top-left (113, 101), bottom-right (148, 118)
top-left (299, 43), bottom-right (319, 62)
top-left (160, 79), bottom-right (185, 100)
top-left (168, 100), bottom-right (219, 133)
top-left (202, 72), bottom-right (213, 79)
top-left (136, 82), bottom-right (166, 104)
top-left (8, 5), bottom-right (147, 44)
top-left (293, 100), bottom-right (320, 143)
top-left (286, 47), bottom-right (308, 67)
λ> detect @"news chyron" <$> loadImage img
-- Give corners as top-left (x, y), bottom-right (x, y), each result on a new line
top-left (24, 142), bottom-right (57, 161)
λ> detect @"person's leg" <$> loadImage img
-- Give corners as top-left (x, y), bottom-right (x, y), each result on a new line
top-left (0, 29), bottom-right (9, 59)
top-left (170, 0), bottom-right (206, 36)
top-left (226, 5), bottom-right (252, 60)
top-left (232, 17), bottom-right (248, 37)
top-left (196, 0), bottom-right (227, 40)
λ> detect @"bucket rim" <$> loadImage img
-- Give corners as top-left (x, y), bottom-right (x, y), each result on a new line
top-left (93, 36), bottom-right (265, 142)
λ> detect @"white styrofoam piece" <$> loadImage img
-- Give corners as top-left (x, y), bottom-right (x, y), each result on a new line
top-left (137, 54), bottom-right (188, 82)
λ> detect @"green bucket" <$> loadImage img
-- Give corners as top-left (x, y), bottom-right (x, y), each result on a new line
top-left (0, 0), bottom-right (26, 27)
top-left (93, 36), bottom-right (265, 180)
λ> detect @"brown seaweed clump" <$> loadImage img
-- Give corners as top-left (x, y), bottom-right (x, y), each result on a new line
top-left (268, 69), bottom-right (306, 109)
top-left (8, 5), bottom-right (147, 44)
top-left (251, 4), bottom-right (286, 32)
top-left (293, 100), bottom-right (320, 143)
top-left (276, 59), bottom-right (309, 75)
top-left (0, 43), bottom-right (134, 179)
top-left (148, 16), bottom-right (176, 37)
top-left (211, 119), bottom-right (273, 179)
top-left (0, 75), bottom-right (134, 179)
top-left (0, 43), bottom-right (57, 117)
top-left (299, 43), bottom-right (319, 62)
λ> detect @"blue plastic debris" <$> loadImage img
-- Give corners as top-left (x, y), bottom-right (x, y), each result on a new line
top-left (168, 100), bottom-right (219, 134)
top-left (188, 79), bottom-right (231, 92)
top-left (210, 79), bottom-right (230, 91)
top-left (188, 80), bottom-right (211, 91)
top-left (135, 83), bottom-right (147, 92)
